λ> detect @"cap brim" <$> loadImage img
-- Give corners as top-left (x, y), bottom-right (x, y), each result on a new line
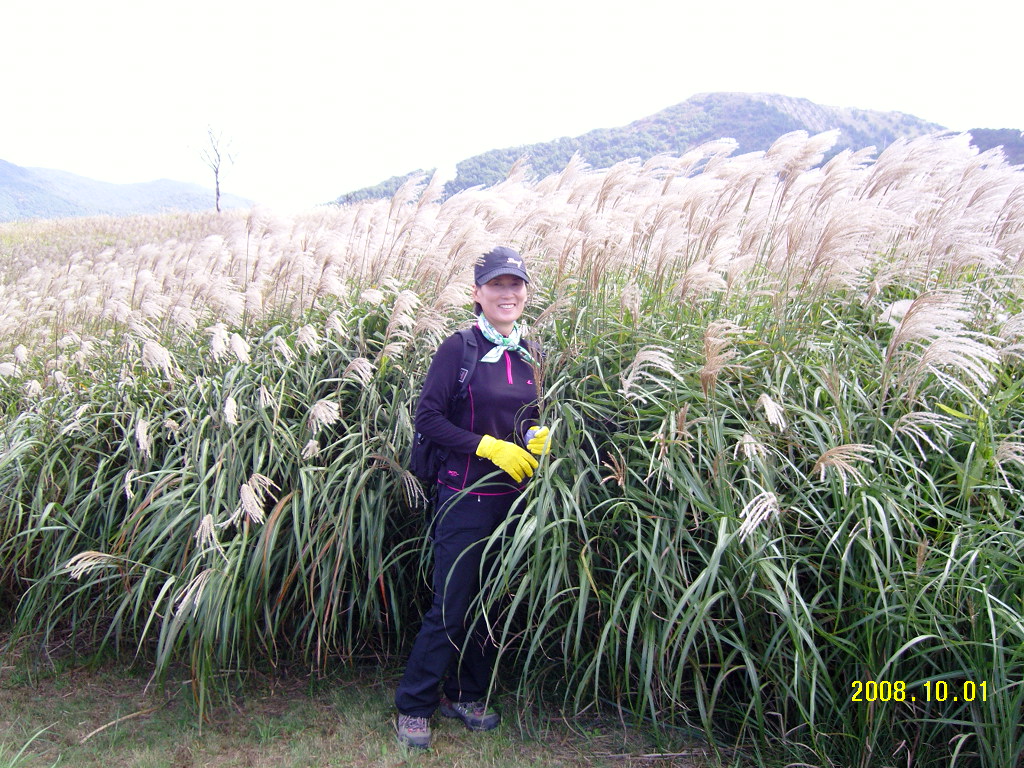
top-left (476, 267), bottom-right (530, 285)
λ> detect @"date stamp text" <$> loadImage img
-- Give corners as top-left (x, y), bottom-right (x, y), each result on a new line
top-left (851, 680), bottom-right (988, 703)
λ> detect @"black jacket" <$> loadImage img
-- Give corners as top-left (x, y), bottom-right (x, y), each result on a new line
top-left (414, 326), bottom-right (541, 494)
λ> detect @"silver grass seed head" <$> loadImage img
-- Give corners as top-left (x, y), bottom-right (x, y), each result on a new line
top-left (996, 436), bottom-right (1024, 460)
top-left (245, 284), bottom-right (265, 318)
top-left (66, 551), bottom-right (117, 581)
top-left (258, 385), bottom-right (274, 409)
top-left (737, 491), bottom-right (782, 542)
top-left (247, 473), bottom-right (278, 503)
top-left (903, 335), bottom-right (999, 402)
top-left (104, 297), bottom-right (132, 323)
top-left (756, 394), bottom-right (787, 431)
top-left (141, 339), bottom-right (174, 376)
top-left (618, 345), bottom-right (683, 400)
top-left (238, 483), bottom-right (265, 525)
top-left (207, 323), bottom-right (230, 361)
top-left (50, 369), bottom-right (71, 393)
top-left (391, 289), bottom-right (421, 319)
top-left (994, 437), bottom-right (1024, 488)
top-left (174, 568), bottom-right (215, 618)
top-left (169, 305), bottom-right (199, 333)
top-left (434, 280), bottom-right (474, 312)
top-left (998, 312), bottom-right (1024, 361)
top-left (734, 433), bottom-right (767, 460)
top-left (893, 410), bottom-right (957, 457)
top-left (223, 396), bottom-right (239, 425)
top-left (296, 325), bottom-right (322, 355)
top-left (703, 319), bottom-right (746, 353)
top-left (1000, 342), bottom-right (1024, 362)
top-left (385, 290), bottom-right (420, 341)
top-left (678, 262), bottom-right (728, 304)
top-left (360, 289), bottom-right (385, 306)
top-left (620, 282), bottom-right (642, 319)
top-left (885, 291), bottom-right (972, 364)
top-left (56, 332), bottom-right (81, 349)
top-left (812, 444), bottom-right (875, 494)
top-left (999, 312), bottom-right (1024, 340)
top-left (273, 336), bottom-right (296, 364)
top-left (765, 130), bottom-right (839, 178)
top-left (308, 399), bottom-right (341, 434)
top-left (342, 357), bottom-right (375, 387)
top-left (229, 333), bottom-right (251, 364)
top-left (401, 470), bottom-right (428, 507)
top-left (880, 299), bottom-right (915, 327)
top-left (211, 285), bottom-right (246, 327)
top-left (71, 341), bottom-right (95, 368)
top-left (135, 419), bottom-right (152, 459)
top-left (194, 514), bottom-right (227, 560)
top-left (325, 311), bottom-right (347, 339)
top-left (302, 440), bottom-right (321, 460)
top-left (382, 341), bottom-right (407, 358)
top-left (126, 315), bottom-right (156, 341)
top-left (68, 403), bottom-right (90, 424)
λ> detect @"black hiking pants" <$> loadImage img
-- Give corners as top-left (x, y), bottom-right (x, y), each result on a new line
top-left (394, 485), bottom-right (518, 717)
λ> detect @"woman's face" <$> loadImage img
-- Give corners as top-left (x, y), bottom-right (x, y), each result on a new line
top-left (473, 275), bottom-right (527, 335)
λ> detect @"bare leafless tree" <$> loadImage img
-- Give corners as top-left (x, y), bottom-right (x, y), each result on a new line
top-left (200, 126), bottom-right (234, 213)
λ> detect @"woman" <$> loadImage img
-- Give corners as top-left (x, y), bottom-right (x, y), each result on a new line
top-left (395, 246), bottom-right (550, 749)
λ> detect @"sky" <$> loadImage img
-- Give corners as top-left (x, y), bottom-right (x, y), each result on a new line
top-left (3, 0), bottom-right (1022, 211)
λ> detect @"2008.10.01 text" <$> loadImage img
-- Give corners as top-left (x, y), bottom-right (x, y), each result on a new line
top-left (851, 680), bottom-right (987, 703)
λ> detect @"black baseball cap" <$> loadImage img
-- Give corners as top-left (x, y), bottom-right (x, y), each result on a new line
top-left (475, 246), bottom-right (530, 285)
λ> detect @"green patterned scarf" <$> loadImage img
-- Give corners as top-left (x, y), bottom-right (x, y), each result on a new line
top-left (477, 315), bottom-right (536, 364)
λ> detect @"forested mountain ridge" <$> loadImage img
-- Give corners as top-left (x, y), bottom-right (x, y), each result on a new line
top-left (334, 92), bottom-right (1022, 204)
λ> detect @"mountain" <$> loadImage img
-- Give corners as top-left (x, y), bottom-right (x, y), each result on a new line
top-left (333, 92), bottom-right (1020, 204)
top-left (965, 128), bottom-right (1024, 165)
top-left (0, 160), bottom-right (251, 222)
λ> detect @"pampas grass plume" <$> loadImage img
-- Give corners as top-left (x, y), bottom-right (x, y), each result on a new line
top-left (756, 394), bottom-right (787, 431)
top-left (738, 491), bottom-right (782, 541)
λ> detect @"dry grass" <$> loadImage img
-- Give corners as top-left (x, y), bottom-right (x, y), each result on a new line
top-left (3, 131), bottom-right (1021, 364)
top-left (0, 635), bottom-right (711, 768)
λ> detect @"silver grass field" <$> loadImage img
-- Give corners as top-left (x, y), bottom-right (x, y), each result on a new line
top-left (2, 131), bottom-right (1023, 768)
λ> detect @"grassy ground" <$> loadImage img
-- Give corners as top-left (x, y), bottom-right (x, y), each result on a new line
top-left (0, 636), bottom-right (713, 768)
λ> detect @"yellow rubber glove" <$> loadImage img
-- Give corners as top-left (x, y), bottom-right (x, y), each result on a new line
top-left (476, 435), bottom-right (538, 482)
top-left (526, 426), bottom-right (552, 456)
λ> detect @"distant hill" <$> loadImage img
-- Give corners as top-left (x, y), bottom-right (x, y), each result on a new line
top-left (966, 128), bottom-right (1024, 165)
top-left (334, 92), bottom-right (1021, 204)
top-left (0, 160), bottom-right (251, 222)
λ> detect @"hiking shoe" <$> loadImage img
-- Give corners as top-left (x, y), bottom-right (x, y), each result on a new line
top-left (439, 696), bottom-right (501, 731)
top-left (396, 714), bottom-right (431, 749)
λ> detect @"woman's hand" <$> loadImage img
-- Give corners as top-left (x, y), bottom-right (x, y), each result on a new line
top-left (476, 435), bottom-right (538, 482)
top-left (526, 426), bottom-right (551, 456)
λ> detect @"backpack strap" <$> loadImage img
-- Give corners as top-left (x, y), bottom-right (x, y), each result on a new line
top-left (451, 327), bottom-right (478, 406)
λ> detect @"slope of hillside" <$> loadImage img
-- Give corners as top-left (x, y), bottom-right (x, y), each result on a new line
top-left (0, 160), bottom-right (251, 221)
top-left (967, 128), bottom-right (1024, 165)
top-left (334, 91), bottom-right (965, 203)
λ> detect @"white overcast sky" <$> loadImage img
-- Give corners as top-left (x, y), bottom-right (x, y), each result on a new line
top-left (3, 0), bottom-right (1021, 210)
